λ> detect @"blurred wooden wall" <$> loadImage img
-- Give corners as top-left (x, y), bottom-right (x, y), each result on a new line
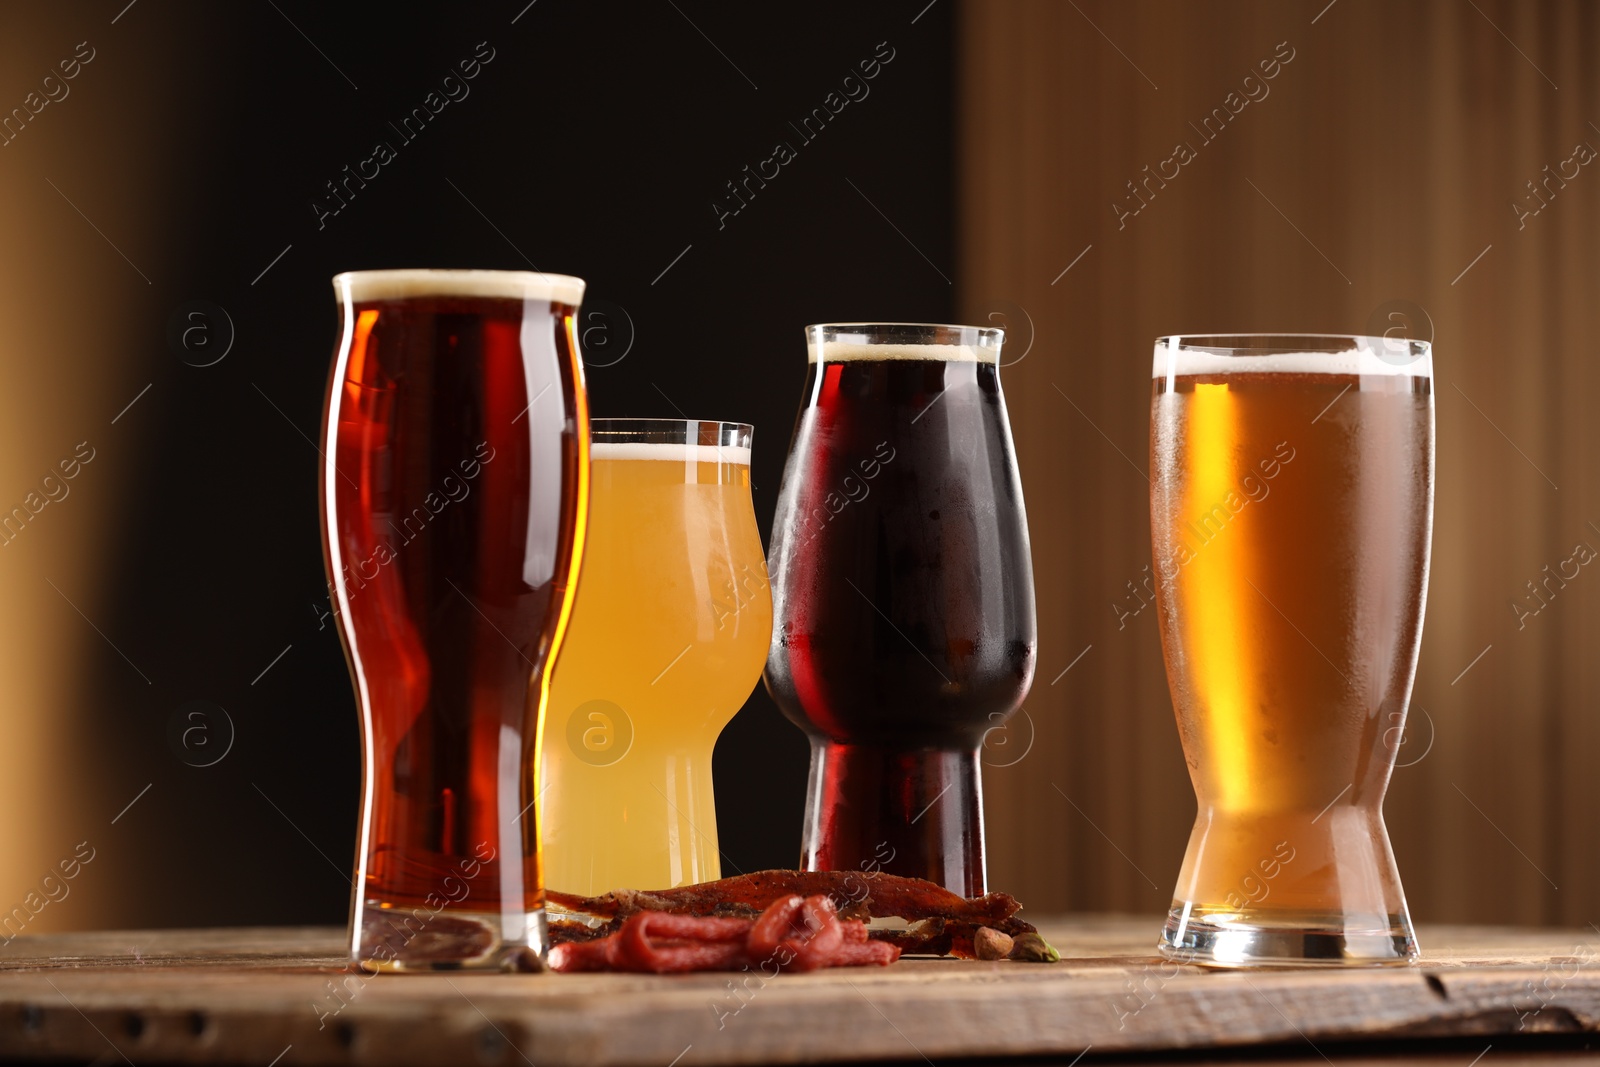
top-left (962, 0), bottom-right (1600, 925)
top-left (0, 9), bottom-right (179, 931)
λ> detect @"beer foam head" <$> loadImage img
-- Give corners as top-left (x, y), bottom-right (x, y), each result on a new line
top-left (1152, 335), bottom-right (1433, 379)
top-left (807, 323), bottom-right (1003, 364)
top-left (334, 269), bottom-right (585, 306)
top-left (590, 442), bottom-right (751, 465)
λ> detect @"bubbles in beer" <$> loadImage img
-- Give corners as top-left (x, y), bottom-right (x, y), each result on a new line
top-left (333, 268), bottom-right (586, 306)
top-left (1152, 336), bottom-right (1433, 379)
top-left (808, 340), bottom-right (996, 363)
top-left (589, 442), bottom-right (751, 465)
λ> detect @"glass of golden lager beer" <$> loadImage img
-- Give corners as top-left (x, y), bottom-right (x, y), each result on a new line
top-left (1150, 334), bottom-right (1433, 966)
top-left (539, 419), bottom-right (772, 895)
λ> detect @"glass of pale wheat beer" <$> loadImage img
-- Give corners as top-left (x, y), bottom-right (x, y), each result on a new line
top-left (765, 323), bottom-right (1036, 897)
top-left (540, 419), bottom-right (772, 895)
top-left (1150, 333), bottom-right (1433, 966)
top-left (321, 269), bottom-right (589, 970)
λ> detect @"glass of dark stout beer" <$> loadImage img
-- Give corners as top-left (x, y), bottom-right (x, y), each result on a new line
top-left (764, 323), bottom-right (1036, 897)
top-left (320, 269), bottom-right (589, 970)
top-left (1150, 334), bottom-right (1433, 966)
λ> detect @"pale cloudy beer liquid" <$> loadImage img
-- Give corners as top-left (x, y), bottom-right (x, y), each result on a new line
top-left (539, 443), bottom-right (771, 895)
top-left (1150, 345), bottom-right (1432, 955)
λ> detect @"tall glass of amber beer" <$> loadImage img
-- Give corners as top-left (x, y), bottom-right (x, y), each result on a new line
top-left (321, 269), bottom-right (589, 970)
top-left (765, 323), bottom-right (1036, 897)
top-left (1151, 334), bottom-right (1433, 966)
top-left (541, 420), bottom-right (772, 896)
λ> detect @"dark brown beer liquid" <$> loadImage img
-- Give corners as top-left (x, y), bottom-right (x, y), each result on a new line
top-left (323, 291), bottom-right (585, 964)
top-left (765, 357), bottom-right (1036, 896)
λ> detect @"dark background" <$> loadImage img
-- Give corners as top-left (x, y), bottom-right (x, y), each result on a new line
top-left (74, 0), bottom-right (953, 928)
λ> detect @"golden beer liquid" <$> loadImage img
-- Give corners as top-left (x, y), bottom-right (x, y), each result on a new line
top-left (539, 444), bottom-right (772, 896)
top-left (1151, 371), bottom-right (1431, 942)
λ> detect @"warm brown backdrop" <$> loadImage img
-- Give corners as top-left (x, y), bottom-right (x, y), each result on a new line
top-left (963, 0), bottom-right (1600, 925)
top-left (0, 8), bottom-right (179, 925)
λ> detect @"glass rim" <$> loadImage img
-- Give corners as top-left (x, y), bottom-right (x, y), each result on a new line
top-left (807, 321), bottom-right (1005, 343)
top-left (333, 268), bottom-right (585, 306)
top-left (806, 322), bottom-right (1004, 364)
top-left (1152, 333), bottom-right (1432, 378)
top-left (590, 418), bottom-right (753, 451)
top-left (1154, 333), bottom-right (1432, 355)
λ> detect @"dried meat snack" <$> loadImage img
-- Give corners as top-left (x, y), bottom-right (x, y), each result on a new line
top-left (548, 893), bottom-right (901, 974)
top-left (546, 869), bottom-right (1035, 960)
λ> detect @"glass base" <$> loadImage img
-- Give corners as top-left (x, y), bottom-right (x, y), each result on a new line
top-left (355, 903), bottom-right (549, 972)
top-left (1160, 903), bottom-right (1417, 967)
top-left (801, 741), bottom-right (987, 897)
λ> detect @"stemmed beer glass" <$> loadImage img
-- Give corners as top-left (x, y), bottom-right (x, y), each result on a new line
top-left (765, 323), bottom-right (1036, 896)
top-left (1150, 334), bottom-right (1433, 966)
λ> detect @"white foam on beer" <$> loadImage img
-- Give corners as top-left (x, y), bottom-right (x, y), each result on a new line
top-left (591, 442), bottom-right (751, 465)
top-left (1152, 338), bottom-right (1433, 379)
top-left (334, 269), bottom-right (586, 306)
top-left (808, 342), bottom-right (996, 363)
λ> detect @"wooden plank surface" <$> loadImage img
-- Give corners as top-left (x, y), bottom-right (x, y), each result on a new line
top-left (0, 919), bottom-right (1597, 1066)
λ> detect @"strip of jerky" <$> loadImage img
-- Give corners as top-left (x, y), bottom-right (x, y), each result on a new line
top-left (547, 870), bottom-right (1025, 929)
top-left (549, 918), bottom-right (620, 944)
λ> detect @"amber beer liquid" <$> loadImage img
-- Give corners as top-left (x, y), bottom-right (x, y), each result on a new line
top-left (1150, 335), bottom-right (1433, 965)
top-left (321, 269), bottom-right (588, 970)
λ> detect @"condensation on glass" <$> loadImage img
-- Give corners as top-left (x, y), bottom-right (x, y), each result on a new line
top-left (1150, 333), bottom-right (1433, 966)
top-left (765, 323), bottom-right (1037, 897)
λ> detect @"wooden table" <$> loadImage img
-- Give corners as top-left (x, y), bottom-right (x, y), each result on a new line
top-left (1, 918), bottom-right (1598, 1066)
